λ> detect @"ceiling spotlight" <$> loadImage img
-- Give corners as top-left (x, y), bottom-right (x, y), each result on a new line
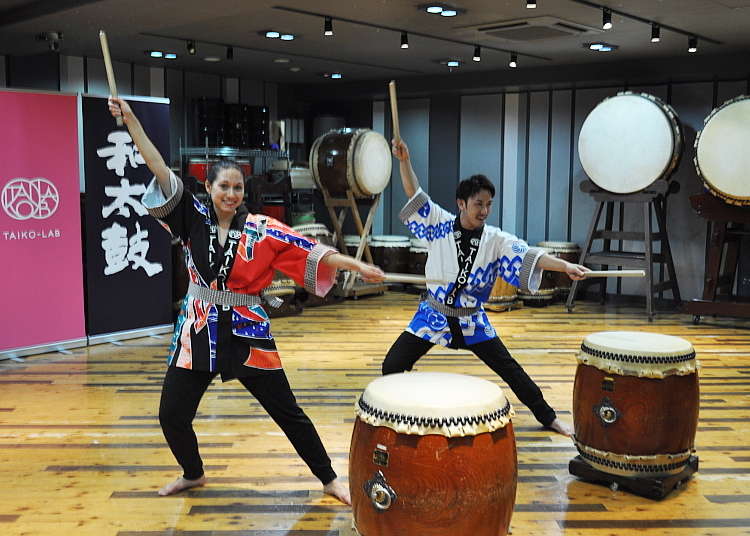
top-left (149, 50), bottom-right (163, 58)
top-left (164, 53), bottom-right (177, 59)
top-left (289, 66), bottom-right (301, 72)
top-left (509, 53), bottom-right (518, 68)
top-left (401, 31), bottom-right (409, 49)
top-left (651, 23), bottom-right (661, 43)
top-left (204, 56), bottom-right (221, 62)
top-left (602, 8), bottom-right (612, 30)
top-left (586, 42), bottom-right (618, 52)
top-left (331, 72), bottom-right (343, 79)
top-left (226, 46), bottom-right (233, 60)
top-left (688, 35), bottom-right (698, 53)
top-left (265, 31), bottom-right (280, 38)
top-left (274, 57), bottom-right (290, 63)
top-left (187, 40), bottom-right (196, 55)
top-left (425, 5), bottom-right (443, 13)
top-left (447, 60), bottom-right (460, 67)
top-left (526, 1), bottom-right (537, 7)
top-left (473, 45), bottom-right (481, 62)
top-left (324, 16), bottom-right (334, 36)
top-left (441, 9), bottom-right (458, 16)
top-left (280, 33), bottom-right (295, 41)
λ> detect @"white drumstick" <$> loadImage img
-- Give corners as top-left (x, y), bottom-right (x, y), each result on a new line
top-left (583, 270), bottom-right (646, 278)
top-left (99, 30), bottom-right (123, 127)
top-left (380, 272), bottom-right (444, 285)
top-left (388, 80), bottom-right (401, 143)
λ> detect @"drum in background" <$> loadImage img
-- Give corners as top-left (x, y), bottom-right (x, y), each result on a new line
top-left (572, 331), bottom-right (699, 478)
top-left (518, 246), bottom-right (556, 307)
top-left (344, 234), bottom-right (371, 257)
top-left (486, 277), bottom-right (518, 312)
top-left (537, 241), bottom-right (581, 296)
top-left (292, 223), bottom-right (334, 248)
top-left (309, 128), bottom-right (392, 198)
top-left (694, 95), bottom-right (750, 206)
top-left (350, 372), bottom-right (517, 536)
top-left (408, 246), bottom-right (428, 275)
top-left (579, 92), bottom-right (682, 194)
top-left (370, 235), bottom-right (411, 273)
top-left (264, 271), bottom-right (302, 318)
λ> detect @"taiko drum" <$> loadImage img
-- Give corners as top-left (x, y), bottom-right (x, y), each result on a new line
top-left (349, 372), bottom-right (517, 536)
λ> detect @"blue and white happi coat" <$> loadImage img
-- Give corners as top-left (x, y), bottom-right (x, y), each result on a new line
top-left (400, 188), bottom-right (545, 346)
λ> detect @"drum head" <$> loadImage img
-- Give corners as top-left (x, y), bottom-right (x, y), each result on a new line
top-left (351, 130), bottom-right (391, 196)
top-left (695, 96), bottom-right (750, 205)
top-left (579, 94), bottom-right (677, 193)
top-left (356, 372), bottom-right (512, 437)
top-left (579, 331), bottom-right (697, 378)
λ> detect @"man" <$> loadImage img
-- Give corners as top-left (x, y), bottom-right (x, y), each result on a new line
top-left (382, 139), bottom-right (589, 435)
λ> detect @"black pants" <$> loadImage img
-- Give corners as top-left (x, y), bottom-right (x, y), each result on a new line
top-left (382, 330), bottom-right (557, 427)
top-left (158, 366), bottom-right (337, 484)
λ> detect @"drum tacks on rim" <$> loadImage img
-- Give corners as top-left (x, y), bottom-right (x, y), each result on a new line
top-left (578, 92), bottom-right (683, 194)
top-left (694, 95), bottom-right (750, 206)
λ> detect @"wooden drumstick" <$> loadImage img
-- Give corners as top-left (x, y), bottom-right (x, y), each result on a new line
top-left (380, 272), bottom-right (445, 285)
top-left (388, 80), bottom-right (401, 143)
top-left (583, 270), bottom-right (646, 278)
top-left (99, 30), bottom-right (123, 126)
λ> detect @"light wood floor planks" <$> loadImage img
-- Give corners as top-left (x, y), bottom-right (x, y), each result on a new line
top-left (1, 292), bottom-right (749, 536)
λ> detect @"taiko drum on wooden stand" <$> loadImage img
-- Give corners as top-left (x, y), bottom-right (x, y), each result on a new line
top-left (570, 331), bottom-right (699, 498)
top-left (349, 372), bottom-right (517, 536)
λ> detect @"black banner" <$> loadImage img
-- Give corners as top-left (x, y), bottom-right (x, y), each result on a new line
top-left (82, 96), bottom-right (172, 336)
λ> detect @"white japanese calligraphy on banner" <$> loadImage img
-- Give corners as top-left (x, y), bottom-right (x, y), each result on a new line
top-left (96, 130), bottom-right (162, 277)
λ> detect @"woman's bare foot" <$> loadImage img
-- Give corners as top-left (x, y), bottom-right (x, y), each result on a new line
top-left (547, 418), bottom-right (574, 437)
top-left (158, 475), bottom-right (206, 496)
top-left (323, 477), bottom-right (351, 505)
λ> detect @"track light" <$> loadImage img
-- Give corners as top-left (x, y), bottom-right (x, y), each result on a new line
top-left (602, 8), bottom-right (612, 30)
top-left (226, 46), bottom-right (233, 60)
top-left (186, 40), bottom-right (196, 55)
top-left (526, 1), bottom-right (537, 7)
top-left (401, 31), bottom-right (409, 49)
top-left (651, 23), bottom-right (660, 43)
top-left (324, 16), bottom-right (334, 36)
top-left (473, 45), bottom-right (481, 62)
top-left (509, 53), bottom-right (517, 68)
top-left (688, 35), bottom-right (698, 53)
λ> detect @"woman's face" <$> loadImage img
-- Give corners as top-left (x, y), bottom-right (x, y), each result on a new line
top-left (205, 168), bottom-right (244, 219)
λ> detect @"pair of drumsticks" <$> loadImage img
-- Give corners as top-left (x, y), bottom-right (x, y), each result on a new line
top-left (99, 32), bottom-right (642, 284)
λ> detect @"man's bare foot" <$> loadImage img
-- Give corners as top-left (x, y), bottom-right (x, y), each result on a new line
top-left (158, 475), bottom-right (206, 496)
top-left (547, 418), bottom-right (574, 437)
top-left (323, 477), bottom-right (351, 505)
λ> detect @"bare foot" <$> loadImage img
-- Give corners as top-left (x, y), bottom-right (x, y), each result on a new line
top-left (158, 475), bottom-right (206, 496)
top-left (547, 418), bottom-right (574, 437)
top-left (323, 477), bottom-right (351, 505)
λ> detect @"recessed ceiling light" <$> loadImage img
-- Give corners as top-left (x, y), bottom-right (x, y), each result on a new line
top-left (274, 58), bottom-right (290, 63)
top-left (204, 56), bottom-right (221, 62)
top-left (585, 42), bottom-right (618, 52)
top-left (331, 72), bottom-right (343, 79)
top-left (164, 53), bottom-right (177, 59)
top-left (148, 50), bottom-right (163, 58)
top-left (280, 33), bottom-right (295, 41)
top-left (441, 9), bottom-right (458, 16)
top-left (265, 31), bottom-right (280, 38)
top-left (447, 60), bottom-right (460, 67)
top-left (289, 66), bottom-right (301, 72)
top-left (425, 5), bottom-right (443, 13)
top-left (419, 3), bottom-right (464, 16)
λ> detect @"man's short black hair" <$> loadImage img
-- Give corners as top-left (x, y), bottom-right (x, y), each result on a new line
top-left (456, 174), bottom-right (495, 202)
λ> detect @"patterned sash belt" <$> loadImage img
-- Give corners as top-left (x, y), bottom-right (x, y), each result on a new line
top-left (427, 295), bottom-right (481, 317)
top-left (188, 282), bottom-right (262, 307)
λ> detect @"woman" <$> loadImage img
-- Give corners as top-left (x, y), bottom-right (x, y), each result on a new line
top-left (108, 97), bottom-right (384, 504)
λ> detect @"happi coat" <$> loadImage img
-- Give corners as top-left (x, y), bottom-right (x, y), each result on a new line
top-left (400, 188), bottom-right (545, 347)
top-left (142, 172), bottom-right (337, 377)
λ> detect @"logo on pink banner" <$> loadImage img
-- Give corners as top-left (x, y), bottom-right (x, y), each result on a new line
top-left (0, 90), bottom-right (85, 352)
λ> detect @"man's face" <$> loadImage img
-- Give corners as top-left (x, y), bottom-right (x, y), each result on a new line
top-left (457, 189), bottom-right (493, 229)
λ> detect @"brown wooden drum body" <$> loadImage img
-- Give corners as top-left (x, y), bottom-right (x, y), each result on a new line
top-left (572, 331), bottom-right (699, 478)
top-left (486, 277), bottom-right (518, 312)
top-left (537, 241), bottom-right (581, 295)
top-left (518, 246), bottom-right (556, 306)
top-left (370, 236), bottom-right (411, 274)
top-left (350, 372), bottom-right (517, 536)
top-left (309, 128), bottom-right (391, 198)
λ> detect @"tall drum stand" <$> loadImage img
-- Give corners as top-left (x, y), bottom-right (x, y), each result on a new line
top-left (566, 179), bottom-right (681, 321)
top-left (683, 193), bottom-right (750, 323)
top-left (318, 186), bottom-right (387, 299)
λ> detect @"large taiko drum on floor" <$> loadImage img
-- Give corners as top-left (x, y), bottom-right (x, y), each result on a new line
top-left (486, 277), bottom-right (518, 312)
top-left (573, 331), bottom-right (699, 478)
top-left (370, 235), bottom-right (411, 273)
top-left (579, 92), bottom-right (683, 194)
top-left (537, 241), bottom-right (581, 296)
top-left (350, 372), bottom-right (517, 536)
top-left (309, 128), bottom-right (392, 198)
top-left (694, 95), bottom-right (750, 206)
top-left (292, 223), bottom-right (334, 248)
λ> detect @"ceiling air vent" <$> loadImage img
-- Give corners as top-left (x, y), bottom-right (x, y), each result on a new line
top-left (457, 16), bottom-right (601, 42)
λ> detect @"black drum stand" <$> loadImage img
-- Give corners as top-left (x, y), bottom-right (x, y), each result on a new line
top-left (566, 179), bottom-right (681, 321)
top-left (683, 193), bottom-right (750, 322)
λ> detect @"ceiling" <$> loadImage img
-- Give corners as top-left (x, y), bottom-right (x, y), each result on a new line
top-left (0, 0), bottom-right (748, 84)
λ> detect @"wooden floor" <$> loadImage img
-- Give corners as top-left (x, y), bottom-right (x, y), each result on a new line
top-left (1, 291), bottom-right (749, 536)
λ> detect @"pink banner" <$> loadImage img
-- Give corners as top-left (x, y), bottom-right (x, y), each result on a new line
top-left (0, 90), bottom-right (85, 352)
